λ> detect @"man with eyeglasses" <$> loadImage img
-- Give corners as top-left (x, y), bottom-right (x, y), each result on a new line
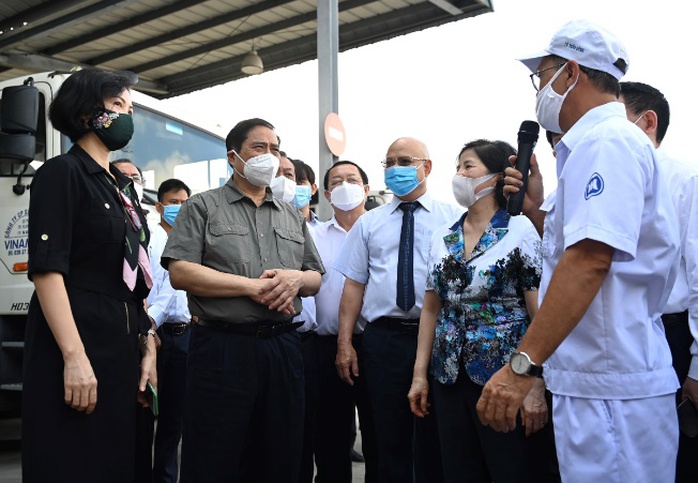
top-left (335, 139), bottom-right (462, 482)
top-left (112, 158), bottom-right (145, 202)
top-left (479, 20), bottom-right (680, 482)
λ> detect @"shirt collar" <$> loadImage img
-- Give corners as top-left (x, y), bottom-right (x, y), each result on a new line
top-left (224, 176), bottom-right (282, 210)
top-left (69, 144), bottom-right (131, 191)
top-left (557, 101), bottom-right (627, 176)
top-left (388, 191), bottom-right (434, 214)
top-left (444, 208), bottom-right (510, 261)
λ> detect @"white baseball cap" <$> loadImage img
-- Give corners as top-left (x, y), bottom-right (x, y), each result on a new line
top-left (518, 19), bottom-right (629, 80)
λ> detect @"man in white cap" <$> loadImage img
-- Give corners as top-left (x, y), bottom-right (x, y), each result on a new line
top-left (477, 19), bottom-right (681, 482)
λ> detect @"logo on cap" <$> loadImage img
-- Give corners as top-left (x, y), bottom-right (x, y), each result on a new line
top-left (584, 172), bottom-right (604, 200)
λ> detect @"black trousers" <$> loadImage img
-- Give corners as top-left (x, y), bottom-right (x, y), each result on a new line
top-left (662, 311), bottom-right (698, 483)
top-left (361, 323), bottom-right (443, 483)
top-left (153, 326), bottom-right (191, 483)
top-left (314, 334), bottom-right (378, 483)
top-left (297, 332), bottom-right (319, 483)
top-left (180, 324), bottom-right (304, 483)
top-left (432, 373), bottom-right (559, 483)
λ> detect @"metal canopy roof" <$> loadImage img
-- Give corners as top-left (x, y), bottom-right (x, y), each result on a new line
top-left (0, 0), bottom-right (492, 98)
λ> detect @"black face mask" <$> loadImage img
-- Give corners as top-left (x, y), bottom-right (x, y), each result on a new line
top-left (90, 109), bottom-right (134, 151)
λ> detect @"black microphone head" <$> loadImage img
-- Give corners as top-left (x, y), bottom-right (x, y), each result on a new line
top-left (518, 120), bottom-right (540, 144)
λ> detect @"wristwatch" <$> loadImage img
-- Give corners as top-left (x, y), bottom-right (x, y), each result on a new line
top-left (509, 351), bottom-right (544, 377)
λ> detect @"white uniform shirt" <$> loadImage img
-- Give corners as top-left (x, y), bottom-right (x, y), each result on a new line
top-left (541, 102), bottom-right (680, 399)
top-left (313, 215), bottom-right (368, 336)
top-left (147, 223), bottom-right (191, 327)
top-left (295, 222), bottom-right (318, 332)
top-left (334, 192), bottom-right (463, 322)
top-left (656, 147), bottom-right (698, 379)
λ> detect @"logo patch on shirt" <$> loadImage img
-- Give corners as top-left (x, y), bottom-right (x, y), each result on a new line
top-left (584, 173), bottom-right (604, 200)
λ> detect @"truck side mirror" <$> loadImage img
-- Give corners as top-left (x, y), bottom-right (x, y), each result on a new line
top-left (1, 80), bottom-right (40, 194)
top-left (1, 83), bottom-right (39, 164)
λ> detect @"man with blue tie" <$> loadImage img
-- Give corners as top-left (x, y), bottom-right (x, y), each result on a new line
top-left (335, 137), bottom-right (462, 483)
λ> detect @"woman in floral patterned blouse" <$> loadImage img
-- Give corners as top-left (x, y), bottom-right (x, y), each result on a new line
top-left (408, 140), bottom-right (558, 482)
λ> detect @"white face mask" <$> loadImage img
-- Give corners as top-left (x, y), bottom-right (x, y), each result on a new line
top-left (452, 173), bottom-right (497, 209)
top-left (234, 151), bottom-right (280, 187)
top-left (535, 63), bottom-right (578, 133)
top-left (270, 175), bottom-right (297, 203)
top-left (330, 182), bottom-right (365, 211)
top-left (133, 183), bottom-right (144, 202)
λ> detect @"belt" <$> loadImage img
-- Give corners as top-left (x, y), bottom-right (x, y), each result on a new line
top-left (197, 319), bottom-right (303, 338)
top-left (300, 330), bottom-right (317, 342)
top-left (371, 317), bottom-right (420, 335)
top-left (160, 322), bottom-right (190, 335)
top-left (662, 310), bottom-right (689, 327)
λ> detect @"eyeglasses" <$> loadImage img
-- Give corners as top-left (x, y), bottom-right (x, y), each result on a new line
top-left (529, 63), bottom-right (566, 92)
top-left (381, 156), bottom-right (426, 169)
top-left (328, 176), bottom-right (364, 190)
top-left (130, 175), bottom-right (143, 184)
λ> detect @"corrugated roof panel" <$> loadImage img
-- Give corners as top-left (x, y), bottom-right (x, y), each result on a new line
top-left (0, 0), bottom-right (493, 96)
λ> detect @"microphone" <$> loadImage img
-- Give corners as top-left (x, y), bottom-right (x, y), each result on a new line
top-left (507, 120), bottom-right (540, 216)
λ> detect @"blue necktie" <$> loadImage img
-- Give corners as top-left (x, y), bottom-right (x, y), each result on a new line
top-left (397, 202), bottom-right (419, 311)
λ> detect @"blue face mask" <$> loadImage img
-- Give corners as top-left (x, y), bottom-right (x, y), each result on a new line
top-left (292, 185), bottom-right (312, 209)
top-left (162, 204), bottom-right (181, 226)
top-left (384, 164), bottom-right (424, 197)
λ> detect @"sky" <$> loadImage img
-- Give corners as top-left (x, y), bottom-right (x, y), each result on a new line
top-left (161, 0), bottom-right (695, 207)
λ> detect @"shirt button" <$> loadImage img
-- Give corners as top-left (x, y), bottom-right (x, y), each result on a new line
top-left (264, 258), bottom-right (269, 262)
top-left (41, 234), bottom-right (48, 241)
top-left (104, 203), bottom-right (110, 209)
top-left (260, 233), bottom-right (264, 238)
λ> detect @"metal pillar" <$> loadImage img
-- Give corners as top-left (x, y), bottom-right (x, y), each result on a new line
top-left (316, 0), bottom-right (339, 221)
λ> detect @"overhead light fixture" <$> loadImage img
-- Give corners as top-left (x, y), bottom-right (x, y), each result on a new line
top-left (241, 49), bottom-right (263, 75)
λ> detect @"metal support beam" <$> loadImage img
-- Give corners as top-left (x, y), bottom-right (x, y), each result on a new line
top-left (0, 53), bottom-right (168, 95)
top-left (428, 0), bottom-right (463, 15)
top-left (316, 0), bottom-right (339, 221)
top-left (0, 1), bottom-right (143, 51)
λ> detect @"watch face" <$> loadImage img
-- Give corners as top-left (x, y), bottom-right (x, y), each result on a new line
top-left (511, 353), bottom-right (530, 375)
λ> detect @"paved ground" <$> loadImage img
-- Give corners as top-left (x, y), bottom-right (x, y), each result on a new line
top-left (0, 417), bottom-right (367, 482)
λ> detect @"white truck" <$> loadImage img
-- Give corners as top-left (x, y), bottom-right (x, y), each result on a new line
top-left (0, 72), bottom-right (226, 412)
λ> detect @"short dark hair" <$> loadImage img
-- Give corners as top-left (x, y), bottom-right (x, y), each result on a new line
top-left (457, 139), bottom-right (515, 209)
top-left (549, 55), bottom-right (619, 97)
top-left (157, 178), bottom-right (191, 202)
top-left (49, 69), bottom-right (137, 143)
top-left (323, 160), bottom-right (369, 190)
top-left (620, 81), bottom-right (670, 143)
top-left (292, 159), bottom-right (316, 185)
top-left (111, 158), bottom-right (143, 178)
top-left (225, 118), bottom-right (275, 152)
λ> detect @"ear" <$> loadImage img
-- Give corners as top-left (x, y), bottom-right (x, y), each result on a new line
top-left (564, 60), bottom-right (580, 87)
top-left (363, 184), bottom-right (371, 196)
top-left (324, 189), bottom-right (332, 203)
top-left (643, 110), bottom-right (659, 137)
top-left (155, 202), bottom-right (164, 216)
top-left (311, 183), bottom-right (318, 196)
top-left (422, 159), bottom-right (433, 177)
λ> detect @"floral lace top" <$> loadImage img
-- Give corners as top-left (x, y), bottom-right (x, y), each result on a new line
top-left (426, 209), bottom-right (542, 386)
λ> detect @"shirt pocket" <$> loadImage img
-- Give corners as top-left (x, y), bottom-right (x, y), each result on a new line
top-left (274, 227), bottom-right (304, 269)
top-left (208, 223), bottom-right (251, 263)
top-left (88, 199), bottom-right (126, 244)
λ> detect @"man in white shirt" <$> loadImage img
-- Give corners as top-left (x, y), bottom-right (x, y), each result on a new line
top-left (335, 138), bottom-right (462, 482)
top-left (313, 160), bottom-right (377, 483)
top-left (620, 80), bottom-right (698, 483)
top-left (478, 20), bottom-right (681, 483)
top-left (147, 178), bottom-right (191, 483)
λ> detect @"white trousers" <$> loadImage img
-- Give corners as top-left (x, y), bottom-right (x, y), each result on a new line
top-left (553, 393), bottom-right (678, 483)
